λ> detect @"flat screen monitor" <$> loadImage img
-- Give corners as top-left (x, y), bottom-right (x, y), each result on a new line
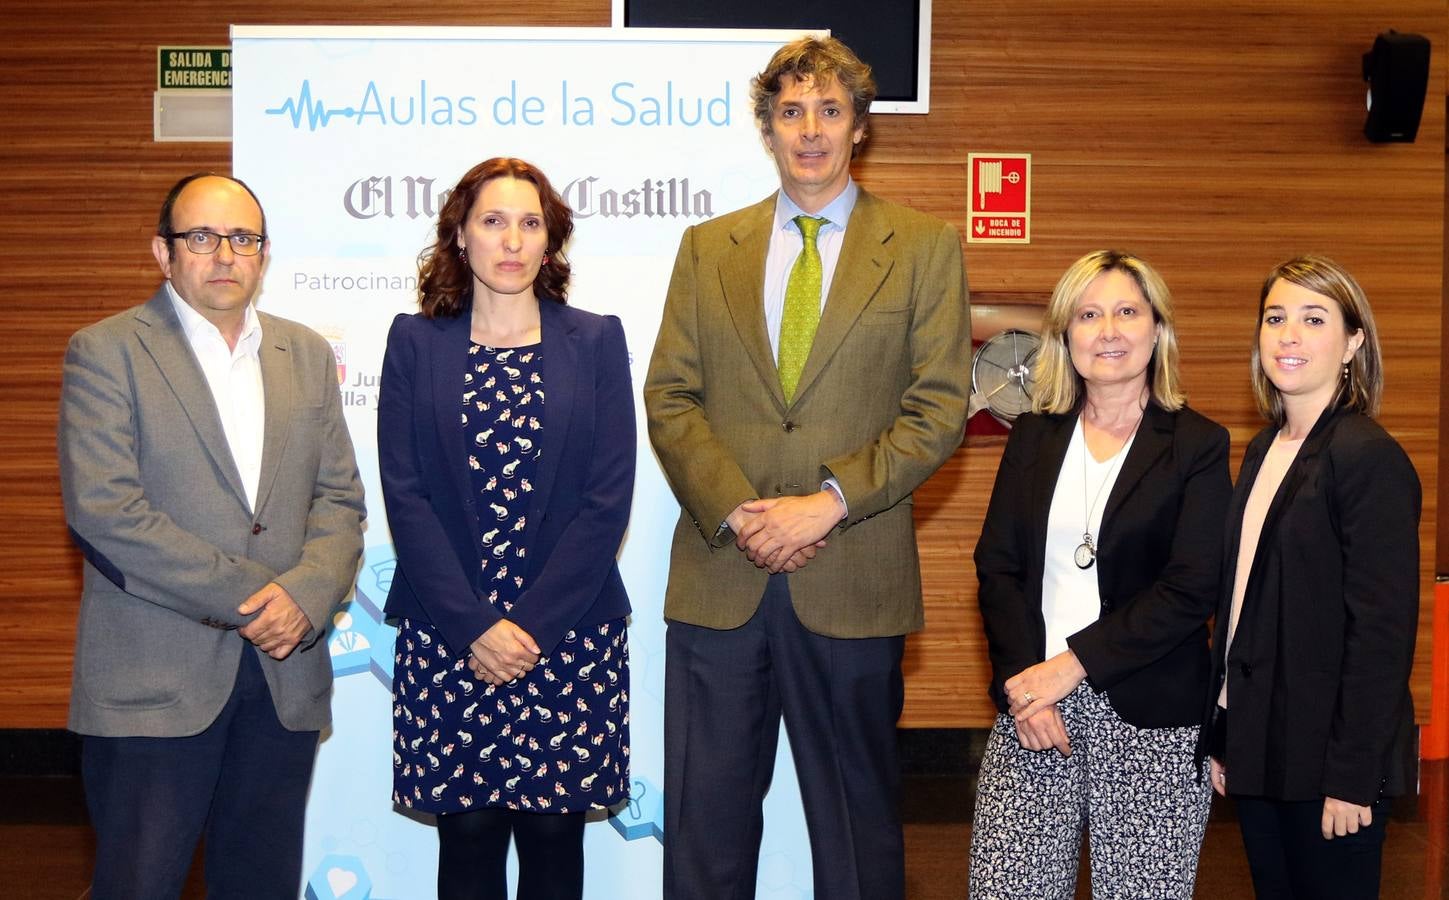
top-left (611, 0), bottom-right (932, 113)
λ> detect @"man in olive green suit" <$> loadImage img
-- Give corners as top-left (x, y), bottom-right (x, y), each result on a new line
top-left (644, 36), bottom-right (970, 900)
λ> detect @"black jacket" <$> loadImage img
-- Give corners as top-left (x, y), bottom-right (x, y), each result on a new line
top-left (1205, 407), bottom-right (1420, 805)
top-left (975, 402), bottom-right (1231, 728)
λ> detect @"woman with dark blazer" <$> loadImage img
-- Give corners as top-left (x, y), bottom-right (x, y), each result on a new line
top-left (378, 157), bottom-right (634, 900)
top-left (1205, 255), bottom-right (1419, 899)
top-left (969, 250), bottom-right (1230, 899)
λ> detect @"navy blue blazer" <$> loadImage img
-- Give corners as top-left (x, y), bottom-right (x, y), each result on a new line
top-left (975, 402), bottom-right (1231, 728)
top-left (378, 299), bottom-right (635, 657)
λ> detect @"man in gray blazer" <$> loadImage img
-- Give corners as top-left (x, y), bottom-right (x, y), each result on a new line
top-left (645, 37), bottom-right (970, 900)
top-left (58, 173), bottom-right (365, 899)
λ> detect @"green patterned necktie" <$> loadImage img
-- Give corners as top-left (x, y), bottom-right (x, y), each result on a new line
top-left (779, 215), bottom-right (827, 402)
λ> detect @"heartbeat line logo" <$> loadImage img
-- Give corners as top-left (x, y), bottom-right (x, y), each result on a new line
top-left (261, 79), bottom-right (484, 130)
top-left (264, 80), bottom-right (357, 131)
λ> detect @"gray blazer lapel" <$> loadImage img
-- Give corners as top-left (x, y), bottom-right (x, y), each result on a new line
top-left (791, 191), bottom-right (893, 405)
top-left (252, 322), bottom-right (294, 516)
top-left (719, 198), bottom-right (785, 410)
top-left (133, 289), bottom-right (251, 511)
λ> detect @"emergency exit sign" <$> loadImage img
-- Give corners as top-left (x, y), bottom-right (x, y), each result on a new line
top-left (157, 47), bottom-right (231, 89)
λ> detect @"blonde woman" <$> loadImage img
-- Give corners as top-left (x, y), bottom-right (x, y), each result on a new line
top-left (970, 250), bottom-right (1230, 898)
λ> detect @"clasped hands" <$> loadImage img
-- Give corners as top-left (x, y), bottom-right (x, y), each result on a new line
top-left (729, 490), bottom-right (844, 574)
top-left (237, 585), bottom-right (547, 690)
top-left (468, 619), bottom-right (541, 686)
top-left (238, 582), bottom-right (311, 660)
top-left (1003, 651), bottom-right (1087, 757)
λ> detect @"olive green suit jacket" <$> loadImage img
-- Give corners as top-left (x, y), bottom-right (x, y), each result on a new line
top-left (644, 189), bottom-right (971, 638)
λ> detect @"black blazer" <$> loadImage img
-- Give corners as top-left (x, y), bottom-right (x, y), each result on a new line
top-left (975, 402), bottom-right (1231, 729)
top-left (377, 300), bottom-right (636, 659)
top-left (1205, 407), bottom-right (1419, 805)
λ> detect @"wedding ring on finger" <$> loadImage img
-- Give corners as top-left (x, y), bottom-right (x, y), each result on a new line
top-left (1023, 691), bottom-right (1035, 704)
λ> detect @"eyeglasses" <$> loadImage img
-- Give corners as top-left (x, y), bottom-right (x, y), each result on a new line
top-left (163, 229), bottom-right (268, 256)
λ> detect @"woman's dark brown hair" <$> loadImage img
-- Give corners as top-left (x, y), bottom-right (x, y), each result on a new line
top-left (417, 157), bottom-right (574, 318)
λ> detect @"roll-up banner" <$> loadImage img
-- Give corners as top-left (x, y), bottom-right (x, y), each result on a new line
top-left (232, 26), bottom-right (817, 900)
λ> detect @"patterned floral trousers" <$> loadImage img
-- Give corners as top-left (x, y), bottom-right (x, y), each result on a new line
top-left (968, 682), bottom-right (1211, 899)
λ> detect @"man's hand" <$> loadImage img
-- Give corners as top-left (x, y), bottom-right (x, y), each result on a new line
top-left (1014, 704), bottom-right (1071, 756)
top-left (238, 583), bottom-right (312, 660)
top-left (734, 491), bottom-right (843, 572)
top-left (468, 620), bottom-right (541, 686)
top-left (727, 500), bottom-right (827, 573)
top-left (725, 501), bottom-right (755, 538)
top-left (1322, 796), bottom-right (1373, 839)
top-left (777, 539), bottom-right (825, 573)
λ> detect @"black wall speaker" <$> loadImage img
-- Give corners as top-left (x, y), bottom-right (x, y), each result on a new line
top-left (1363, 30), bottom-right (1431, 143)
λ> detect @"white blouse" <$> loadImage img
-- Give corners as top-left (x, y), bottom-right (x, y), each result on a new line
top-left (1041, 417), bottom-right (1137, 658)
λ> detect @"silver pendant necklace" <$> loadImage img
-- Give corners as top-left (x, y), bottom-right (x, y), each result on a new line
top-left (1075, 415), bottom-right (1140, 570)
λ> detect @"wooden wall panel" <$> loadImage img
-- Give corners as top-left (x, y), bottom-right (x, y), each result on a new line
top-left (0, 1), bottom-right (1440, 729)
top-left (864, 2), bottom-right (1446, 726)
top-left (1441, 98), bottom-right (1449, 575)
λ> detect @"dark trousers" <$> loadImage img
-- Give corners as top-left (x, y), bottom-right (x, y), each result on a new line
top-left (436, 807), bottom-right (586, 900)
top-left (1235, 794), bottom-right (1389, 900)
top-left (81, 648), bottom-right (320, 900)
top-left (663, 574), bottom-right (906, 900)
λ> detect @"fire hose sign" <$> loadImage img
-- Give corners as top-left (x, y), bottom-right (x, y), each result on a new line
top-left (967, 153), bottom-right (1031, 244)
